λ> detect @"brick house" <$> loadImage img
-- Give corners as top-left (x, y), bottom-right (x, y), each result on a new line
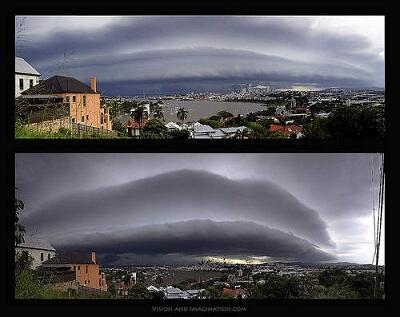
top-left (21, 75), bottom-right (112, 130)
top-left (40, 251), bottom-right (108, 291)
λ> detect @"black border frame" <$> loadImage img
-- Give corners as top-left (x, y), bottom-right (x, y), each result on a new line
top-left (3, 1), bottom-right (394, 314)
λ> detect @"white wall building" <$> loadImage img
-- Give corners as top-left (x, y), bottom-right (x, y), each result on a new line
top-left (15, 235), bottom-right (56, 269)
top-left (15, 57), bottom-right (41, 98)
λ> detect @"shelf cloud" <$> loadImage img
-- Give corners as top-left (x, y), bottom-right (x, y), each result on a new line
top-left (51, 219), bottom-right (336, 264)
top-left (16, 16), bottom-right (384, 94)
top-left (21, 169), bottom-right (334, 248)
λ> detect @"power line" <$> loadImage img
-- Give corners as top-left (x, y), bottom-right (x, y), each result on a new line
top-left (373, 153), bottom-right (384, 299)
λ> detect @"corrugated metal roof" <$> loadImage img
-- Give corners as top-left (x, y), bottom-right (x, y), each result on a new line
top-left (17, 235), bottom-right (56, 251)
top-left (220, 126), bottom-right (247, 134)
top-left (15, 57), bottom-right (41, 76)
top-left (193, 124), bottom-right (215, 133)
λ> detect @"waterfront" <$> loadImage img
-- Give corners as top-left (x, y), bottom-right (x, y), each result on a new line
top-left (161, 100), bottom-right (267, 122)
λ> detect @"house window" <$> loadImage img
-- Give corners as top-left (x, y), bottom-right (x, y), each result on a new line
top-left (29, 79), bottom-right (33, 88)
top-left (88, 280), bottom-right (90, 284)
top-left (86, 115), bottom-right (89, 120)
top-left (81, 116), bottom-right (85, 122)
top-left (48, 254), bottom-right (51, 260)
top-left (72, 96), bottom-right (76, 102)
top-left (78, 266), bottom-right (80, 270)
top-left (73, 266), bottom-right (76, 271)
top-left (66, 96), bottom-right (70, 102)
top-left (85, 280), bottom-right (87, 284)
top-left (86, 266), bottom-right (88, 273)
top-left (41, 253), bottom-right (44, 261)
top-left (19, 78), bottom-right (24, 91)
top-left (83, 95), bottom-right (86, 106)
top-left (72, 118), bottom-right (75, 123)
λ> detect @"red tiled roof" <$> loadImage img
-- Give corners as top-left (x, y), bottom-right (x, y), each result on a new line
top-left (269, 124), bottom-right (303, 137)
top-left (123, 118), bottom-right (148, 129)
top-left (223, 288), bottom-right (246, 297)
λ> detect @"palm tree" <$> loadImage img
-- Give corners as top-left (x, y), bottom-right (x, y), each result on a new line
top-left (177, 107), bottom-right (188, 123)
top-left (131, 105), bottom-right (148, 128)
top-left (234, 128), bottom-right (249, 139)
top-left (153, 105), bottom-right (164, 121)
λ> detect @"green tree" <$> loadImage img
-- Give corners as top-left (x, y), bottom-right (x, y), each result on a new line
top-left (198, 118), bottom-right (220, 129)
top-left (234, 128), bottom-right (250, 139)
top-left (131, 105), bottom-right (148, 128)
top-left (217, 111), bottom-right (233, 119)
top-left (153, 105), bottom-right (165, 121)
top-left (15, 250), bottom-right (33, 272)
top-left (111, 119), bottom-right (127, 136)
top-left (167, 129), bottom-right (190, 140)
top-left (142, 119), bottom-right (168, 139)
top-left (177, 107), bottom-right (188, 123)
top-left (15, 189), bottom-right (25, 245)
top-left (303, 117), bottom-right (328, 139)
top-left (128, 285), bottom-right (152, 299)
top-left (246, 112), bottom-right (258, 122)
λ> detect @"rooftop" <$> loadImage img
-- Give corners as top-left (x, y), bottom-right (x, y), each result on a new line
top-left (15, 57), bottom-right (41, 76)
top-left (22, 75), bottom-right (97, 95)
top-left (16, 235), bottom-right (56, 252)
top-left (41, 251), bottom-right (95, 265)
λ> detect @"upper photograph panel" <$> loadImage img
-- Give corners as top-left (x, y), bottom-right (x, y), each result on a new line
top-left (15, 16), bottom-right (385, 140)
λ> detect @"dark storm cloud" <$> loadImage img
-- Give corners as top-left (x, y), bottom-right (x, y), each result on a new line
top-left (53, 219), bottom-right (336, 263)
top-left (16, 16), bottom-right (384, 92)
top-left (15, 153), bottom-right (384, 264)
top-left (21, 169), bottom-right (334, 247)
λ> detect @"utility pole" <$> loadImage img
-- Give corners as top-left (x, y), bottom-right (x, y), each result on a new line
top-left (374, 154), bottom-right (384, 299)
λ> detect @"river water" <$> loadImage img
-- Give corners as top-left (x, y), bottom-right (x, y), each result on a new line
top-left (161, 100), bottom-right (267, 122)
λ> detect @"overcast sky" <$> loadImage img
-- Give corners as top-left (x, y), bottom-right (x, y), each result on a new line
top-left (15, 16), bottom-right (384, 95)
top-left (15, 153), bottom-right (385, 265)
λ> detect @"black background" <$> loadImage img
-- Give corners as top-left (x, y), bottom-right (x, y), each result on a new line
top-left (2, 0), bottom-right (395, 314)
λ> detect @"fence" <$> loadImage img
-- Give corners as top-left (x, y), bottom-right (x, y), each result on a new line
top-left (16, 100), bottom-right (120, 138)
top-left (71, 122), bottom-right (119, 138)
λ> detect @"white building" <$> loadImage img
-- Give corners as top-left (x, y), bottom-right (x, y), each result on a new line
top-left (15, 235), bottom-right (56, 269)
top-left (15, 57), bottom-right (41, 97)
top-left (165, 121), bottom-right (181, 130)
top-left (191, 123), bottom-right (249, 139)
top-left (130, 103), bottom-right (150, 117)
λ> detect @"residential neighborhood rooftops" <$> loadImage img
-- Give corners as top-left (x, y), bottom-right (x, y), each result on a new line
top-left (22, 75), bottom-right (97, 95)
top-left (269, 124), bottom-right (303, 137)
top-left (219, 126), bottom-right (247, 134)
top-left (15, 57), bottom-right (41, 76)
top-left (193, 124), bottom-right (215, 133)
top-left (16, 235), bottom-right (56, 252)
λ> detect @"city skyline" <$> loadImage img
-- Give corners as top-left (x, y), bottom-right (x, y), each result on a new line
top-left (15, 16), bottom-right (384, 95)
top-left (15, 153), bottom-right (385, 266)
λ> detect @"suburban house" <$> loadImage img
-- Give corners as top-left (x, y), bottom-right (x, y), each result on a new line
top-left (15, 235), bottom-right (56, 269)
top-left (39, 251), bottom-right (108, 291)
top-left (15, 57), bottom-right (40, 97)
top-left (191, 122), bottom-right (249, 139)
top-left (269, 124), bottom-right (304, 138)
top-left (123, 118), bottom-right (149, 137)
top-left (222, 287), bottom-right (247, 298)
top-left (20, 75), bottom-right (112, 130)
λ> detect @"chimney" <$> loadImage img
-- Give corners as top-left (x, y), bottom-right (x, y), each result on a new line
top-left (91, 251), bottom-right (96, 264)
top-left (90, 77), bottom-right (97, 92)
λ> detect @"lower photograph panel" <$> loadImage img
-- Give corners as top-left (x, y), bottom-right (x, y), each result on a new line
top-left (14, 153), bottom-right (385, 300)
